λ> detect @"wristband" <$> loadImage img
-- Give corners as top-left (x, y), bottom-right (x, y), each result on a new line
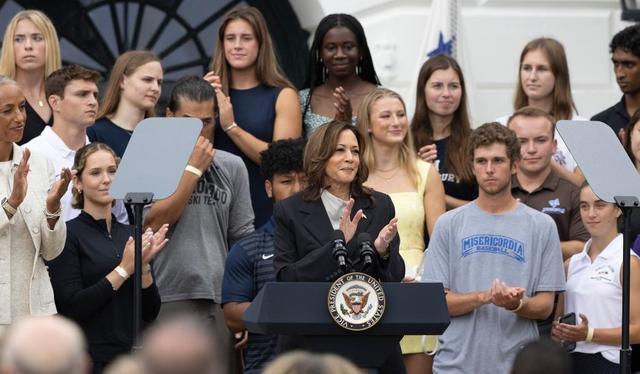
top-left (185, 165), bottom-right (203, 178)
top-left (510, 299), bottom-right (524, 313)
top-left (224, 122), bottom-right (239, 133)
top-left (115, 266), bottom-right (130, 280)
top-left (585, 327), bottom-right (595, 342)
top-left (44, 205), bottom-right (62, 219)
top-left (2, 197), bottom-right (17, 216)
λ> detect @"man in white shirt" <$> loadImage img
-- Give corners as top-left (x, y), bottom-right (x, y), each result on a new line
top-left (26, 65), bottom-right (126, 222)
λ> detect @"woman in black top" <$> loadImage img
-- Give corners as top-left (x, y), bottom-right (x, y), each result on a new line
top-left (0, 10), bottom-right (60, 144)
top-left (47, 143), bottom-right (168, 373)
top-left (411, 54), bottom-right (477, 210)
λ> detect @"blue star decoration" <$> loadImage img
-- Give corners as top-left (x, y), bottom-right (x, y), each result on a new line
top-left (427, 31), bottom-right (455, 58)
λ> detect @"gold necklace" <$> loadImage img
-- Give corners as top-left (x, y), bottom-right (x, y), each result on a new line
top-left (374, 168), bottom-right (399, 181)
top-left (37, 99), bottom-right (44, 107)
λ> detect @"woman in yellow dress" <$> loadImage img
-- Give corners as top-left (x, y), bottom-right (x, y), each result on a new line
top-left (357, 88), bottom-right (445, 373)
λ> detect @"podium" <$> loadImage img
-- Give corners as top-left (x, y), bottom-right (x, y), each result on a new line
top-left (243, 282), bottom-right (450, 368)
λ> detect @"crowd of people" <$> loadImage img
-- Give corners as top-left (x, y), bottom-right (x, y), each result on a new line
top-left (0, 5), bottom-right (640, 374)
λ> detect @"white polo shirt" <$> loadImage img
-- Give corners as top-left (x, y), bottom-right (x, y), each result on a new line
top-left (25, 127), bottom-right (128, 223)
top-left (565, 234), bottom-right (638, 363)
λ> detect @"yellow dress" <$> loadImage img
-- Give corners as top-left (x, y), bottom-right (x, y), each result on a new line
top-left (389, 160), bottom-right (437, 354)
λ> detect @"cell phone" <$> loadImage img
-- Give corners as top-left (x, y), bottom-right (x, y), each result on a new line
top-left (559, 312), bottom-right (576, 352)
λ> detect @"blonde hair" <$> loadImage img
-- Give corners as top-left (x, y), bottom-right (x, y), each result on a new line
top-left (263, 351), bottom-right (361, 374)
top-left (357, 88), bottom-right (420, 189)
top-left (210, 6), bottom-right (293, 94)
top-left (0, 10), bottom-right (61, 78)
top-left (97, 50), bottom-right (161, 119)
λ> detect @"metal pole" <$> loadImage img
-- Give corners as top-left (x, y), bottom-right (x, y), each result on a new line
top-left (132, 202), bottom-right (143, 350)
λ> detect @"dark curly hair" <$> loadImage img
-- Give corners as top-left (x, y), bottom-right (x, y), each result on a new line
top-left (468, 122), bottom-right (521, 165)
top-left (259, 137), bottom-right (306, 181)
top-left (610, 24), bottom-right (640, 57)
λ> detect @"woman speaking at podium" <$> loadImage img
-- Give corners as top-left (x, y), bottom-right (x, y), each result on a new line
top-left (273, 120), bottom-right (404, 282)
top-left (272, 121), bottom-right (405, 372)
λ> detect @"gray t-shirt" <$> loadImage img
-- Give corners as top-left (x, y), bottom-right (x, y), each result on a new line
top-left (153, 150), bottom-right (255, 303)
top-left (423, 202), bottom-right (565, 374)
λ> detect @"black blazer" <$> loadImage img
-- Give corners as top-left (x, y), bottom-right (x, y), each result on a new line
top-left (273, 190), bottom-right (405, 282)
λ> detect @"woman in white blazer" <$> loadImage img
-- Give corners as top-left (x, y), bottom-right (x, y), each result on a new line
top-left (0, 75), bottom-right (70, 328)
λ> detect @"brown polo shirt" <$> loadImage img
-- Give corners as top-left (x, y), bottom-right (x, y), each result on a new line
top-left (511, 171), bottom-right (589, 242)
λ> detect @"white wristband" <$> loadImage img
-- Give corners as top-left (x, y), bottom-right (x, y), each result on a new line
top-left (185, 165), bottom-right (203, 178)
top-left (585, 327), bottom-right (595, 342)
top-left (115, 266), bottom-right (130, 280)
top-left (224, 122), bottom-right (239, 133)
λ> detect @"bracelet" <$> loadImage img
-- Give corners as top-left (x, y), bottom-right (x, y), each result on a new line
top-left (115, 266), bottom-right (130, 280)
top-left (223, 122), bottom-right (239, 133)
top-left (142, 264), bottom-right (152, 275)
top-left (185, 165), bottom-right (203, 178)
top-left (44, 205), bottom-right (62, 219)
top-left (510, 299), bottom-right (525, 313)
top-left (1, 197), bottom-right (17, 216)
top-left (585, 327), bottom-right (595, 342)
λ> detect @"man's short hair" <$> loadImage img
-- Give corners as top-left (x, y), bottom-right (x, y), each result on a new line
top-left (45, 64), bottom-right (100, 99)
top-left (507, 106), bottom-right (556, 137)
top-left (511, 339), bottom-right (572, 374)
top-left (468, 122), bottom-right (521, 163)
top-left (610, 24), bottom-right (640, 58)
top-left (259, 137), bottom-right (306, 181)
top-left (140, 315), bottom-right (219, 374)
top-left (1, 316), bottom-right (87, 374)
top-left (167, 75), bottom-right (217, 114)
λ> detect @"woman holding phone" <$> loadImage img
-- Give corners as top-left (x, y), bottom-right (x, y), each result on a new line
top-left (552, 184), bottom-right (640, 373)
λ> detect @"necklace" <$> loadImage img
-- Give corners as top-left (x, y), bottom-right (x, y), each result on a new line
top-left (374, 168), bottom-right (399, 181)
top-left (37, 100), bottom-right (44, 107)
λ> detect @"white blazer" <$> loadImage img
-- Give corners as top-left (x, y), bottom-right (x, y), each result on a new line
top-left (0, 143), bottom-right (66, 324)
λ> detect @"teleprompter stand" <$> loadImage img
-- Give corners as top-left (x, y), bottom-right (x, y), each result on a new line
top-left (111, 117), bottom-right (202, 347)
top-left (244, 282), bottom-right (449, 371)
top-left (558, 120), bottom-right (640, 373)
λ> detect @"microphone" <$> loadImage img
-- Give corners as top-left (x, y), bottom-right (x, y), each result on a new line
top-left (331, 230), bottom-right (348, 272)
top-left (358, 233), bottom-right (376, 269)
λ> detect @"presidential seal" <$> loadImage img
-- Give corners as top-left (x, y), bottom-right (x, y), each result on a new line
top-left (327, 272), bottom-right (386, 331)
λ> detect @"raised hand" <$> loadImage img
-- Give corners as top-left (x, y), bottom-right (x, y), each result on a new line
top-left (188, 136), bottom-right (215, 174)
top-left (417, 144), bottom-right (438, 163)
top-left (8, 148), bottom-right (30, 208)
top-left (142, 223), bottom-right (169, 266)
top-left (204, 71), bottom-right (236, 130)
top-left (339, 198), bottom-right (364, 243)
top-left (374, 217), bottom-right (398, 256)
top-left (333, 86), bottom-right (353, 123)
top-left (46, 168), bottom-right (74, 213)
top-left (203, 71), bottom-right (222, 90)
top-left (120, 228), bottom-right (158, 275)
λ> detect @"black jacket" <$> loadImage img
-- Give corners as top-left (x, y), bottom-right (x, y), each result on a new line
top-left (273, 191), bottom-right (405, 282)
